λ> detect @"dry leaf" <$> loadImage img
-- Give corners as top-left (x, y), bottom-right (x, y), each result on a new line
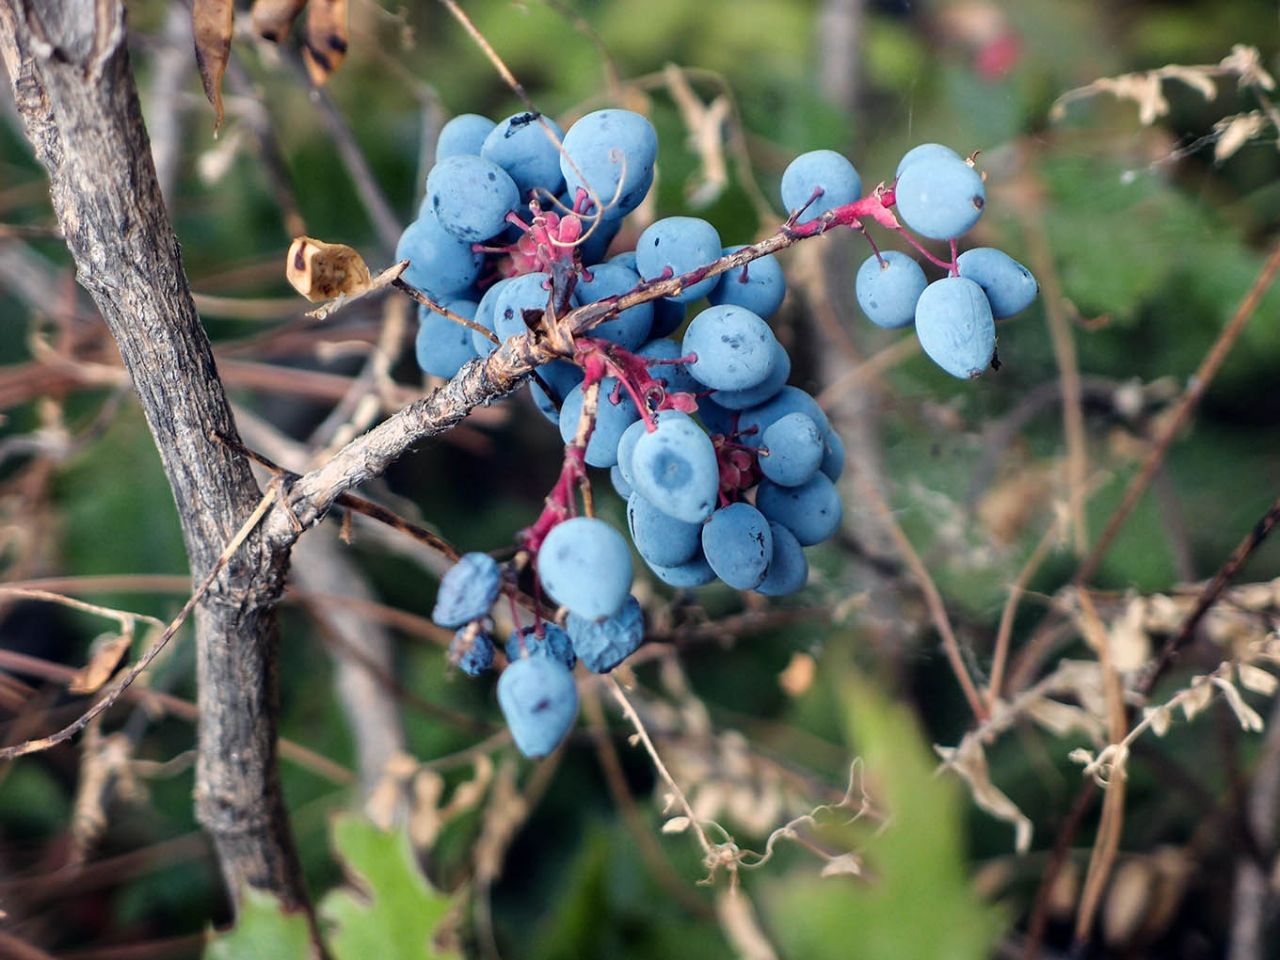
top-left (1144, 705), bottom-right (1173, 738)
top-left (1237, 663), bottom-right (1278, 696)
top-left (1024, 696), bottom-right (1105, 740)
top-left (68, 632), bottom-right (132, 695)
top-left (662, 816), bottom-right (691, 834)
top-left (819, 853), bottom-right (862, 878)
top-left (1161, 65), bottom-right (1218, 102)
top-left (1102, 858), bottom-right (1154, 947)
top-left (1213, 111), bottom-right (1268, 163)
top-left (714, 889), bottom-right (779, 960)
top-left (1212, 677), bottom-right (1265, 732)
top-left (286, 236), bottom-right (372, 302)
top-left (302, 0), bottom-right (349, 86)
top-left (251, 0), bottom-right (308, 43)
top-left (1180, 679), bottom-right (1213, 721)
top-left (192, 0), bottom-right (235, 133)
top-left (778, 651), bottom-right (815, 697)
top-left (1221, 44), bottom-right (1276, 90)
top-left (936, 738), bottom-right (1033, 853)
top-left (1108, 596), bottom-right (1150, 673)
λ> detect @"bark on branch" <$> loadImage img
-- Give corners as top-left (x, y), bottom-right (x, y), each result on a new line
top-left (0, 0), bottom-right (312, 927)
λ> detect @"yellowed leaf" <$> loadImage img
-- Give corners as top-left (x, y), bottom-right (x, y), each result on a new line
top-left (1213, 111), bottom-right (1268, 163)
top-left (68, 633), bottom-right (132, 695)
top-left (1213, 677), bottom-right (1265, 732)
top-left (302, 0), bottom-right (349, 86)
top-left (1238, 663), bottom-right (1278, 696)
top-left (936, 738), bottom-right (1032, 853)
top-left (778, 651), bottom-right (815, 697)
top-left (286, 236), bottom-right (372, 302)
top-left (1181, 679), bottom-right (1213, 721)
top-left (819, 852), bottom-right (862, 878)
top-left (192, 0), bottom-right (235, 134)
top-left (1102, 858), bottom-right (1154, 947)
top-left (251, 0), bottom-right (308, 43)
top-left (1143, 705), bottom-right (1172, 738)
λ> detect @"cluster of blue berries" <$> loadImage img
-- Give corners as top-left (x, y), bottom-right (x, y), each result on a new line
top-left (404, 108), bottom-right (1035, 757)
top-left (851, 143), bottom-right (1038, 377)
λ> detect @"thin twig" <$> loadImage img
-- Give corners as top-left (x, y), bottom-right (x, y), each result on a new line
top-left (987, 512), bottom-right (1066, 706)
top-left (1140, 490), bottom-right (1280, 698)
top-left (0, 648), bottom-right (354, 784)
top-left (393, 277), bottom-right (500, 344)
top-left (0, 485), bottom-right (279, 760)
top-left (581, 687), bottom-right (713, 918)
top-left (1076, 238), bottom-right (1280, 584)
top-left (853, 467), bottom-right (989, 721)
top-left (1072, 589), bottom-right (1129, 948)
top-left (607, 676), bottom-right (715, 860)
top-left (1018, 173), bottom-right (1089, 555)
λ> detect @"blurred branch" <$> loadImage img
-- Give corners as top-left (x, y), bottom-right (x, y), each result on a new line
top-left (1076, 237), bottom-right (1280, 585)
top-left (1016, 171), bottom-right (1089, 555)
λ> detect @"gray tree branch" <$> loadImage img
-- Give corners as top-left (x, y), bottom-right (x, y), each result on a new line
top-left (0, 0), bottom-right (313, 931)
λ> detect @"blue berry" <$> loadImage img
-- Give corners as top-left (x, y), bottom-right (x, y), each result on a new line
top-left (711, 340), bottom-right (791, 410)
top-left (709, 247), bottom-right (786, 318)
top-left (647, 551), bottom-right (717, 588)
top-left (635, 217), bottom-right (722, 303)
top-left (432, 552), bottom-right (501, 628)
top-left (893, 153), bottom-right (985, 241)
top-left (914, 277), bottom-right (996, 379)
top-left (436, 114), bottom-right (496, 161)
top-left (629, 411), bottom-right (720, 524)
top-left (636, 338), bottom-right (700, 396)
top-left (558, 377), bottom-right (641, 468)
top-left (682, 304), bottom-right (779, 391)
top-left (481, 112), bottom-right (566, 200)
top-left (425, 155), bottom-right (520, 243)
top-left (820, 427), bottom-right (845, 481)
top-left (497, 656), bottom-right (578, 758)
top-left (755, 522), bottom-right (809, 597)
top-left (566, 595), bottom-right (645, 673)
top-left (416, 299), bottom-right (479, 379)
top-left (395, 211), bottom-right (484, 300)
top-left (577, 263), bottom-right (653, 349)
top-left (450, 628), bottom-right (495, 677)
top-left (538, 518), bottom-right (633, 620)
top-left (895, 142), bottom-right (962, 177)
top-left (855, 251), bottom-right (927, 329)
top-left (702, 503), bottom-right (773, 590)
top-left (760, 412), bottom-right (824, 487)
top-left (736, 387), bottom-right (830, 450)
top-left (627, 491), bottom-right (703, 567)
top-left (560, 109), bottom-right (658, 221)
top-left (956, 248), bottom-right (1038, 318)
top-left (755, 474), bottom-right (843, 546)
top-left (506, 623), bottom-right (576, 670)
top-left (781, 150), bottom-right (861, 224)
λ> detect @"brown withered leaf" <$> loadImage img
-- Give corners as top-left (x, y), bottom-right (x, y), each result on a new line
top-left (302, 0), bottom-right (349, 86)
top-left (68, 632), bottom-right (133, 695)
top-left (193, 0), bottom-right (235, 133)
top-left (251, 0), bottom-right (308, 43)
top-left (286, 236), bottom-right (372, 302)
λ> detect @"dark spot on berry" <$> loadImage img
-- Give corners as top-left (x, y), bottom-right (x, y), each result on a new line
top-left (487, 171), bottom-right (496, 182)
top-left (328, 34), bottom-right (348, 53)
